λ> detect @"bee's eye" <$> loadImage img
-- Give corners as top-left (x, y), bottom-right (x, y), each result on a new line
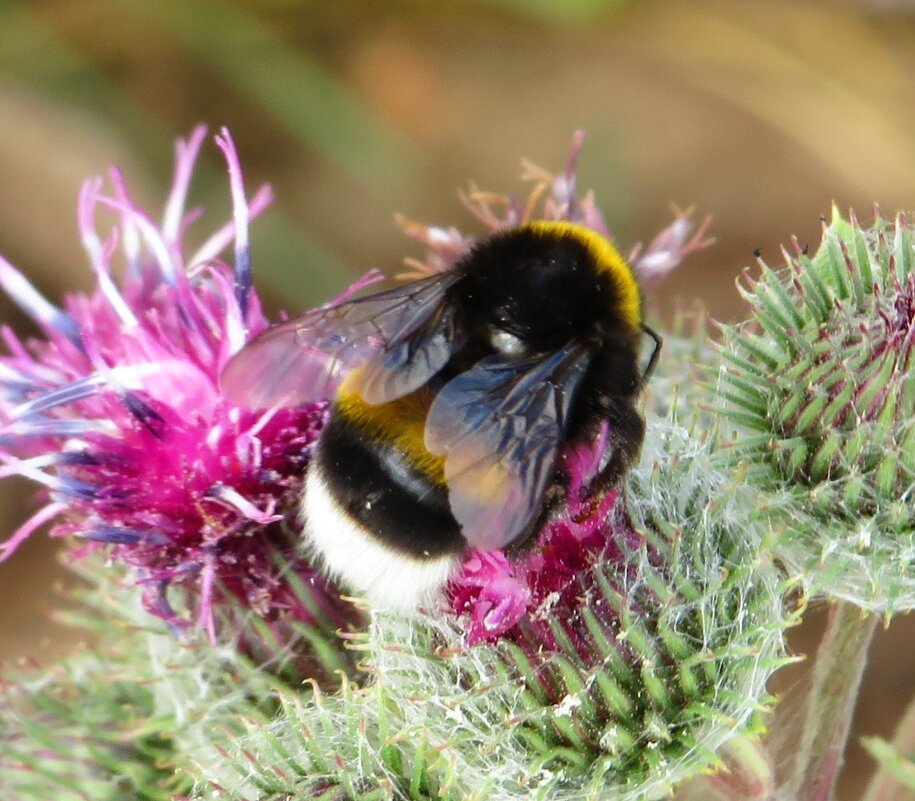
top-left (490, 328), bottom-right (526, 356)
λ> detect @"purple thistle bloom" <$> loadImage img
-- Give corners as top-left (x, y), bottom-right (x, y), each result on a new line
top-left (395, 130), bottom-right (713, 285)
top-left (0, 126), bottom-right (354, 640)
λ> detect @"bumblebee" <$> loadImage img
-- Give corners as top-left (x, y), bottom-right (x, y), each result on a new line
top-left (221, 221), bottom-right (660, 613)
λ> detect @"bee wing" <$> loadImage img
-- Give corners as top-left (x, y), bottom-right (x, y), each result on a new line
top-left (425, 342), bottom-right (593, 551)
top-left (353, 302), bottom-right (466, 404)
top-left (221, 271), bottom-right (462, 409)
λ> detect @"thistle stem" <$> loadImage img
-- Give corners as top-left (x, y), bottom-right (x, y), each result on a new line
top-left (787, 600), bottom-right (878, 801)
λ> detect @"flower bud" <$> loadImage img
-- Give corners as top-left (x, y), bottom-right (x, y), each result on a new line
top-left (718, 206), bottom-right (915, 613)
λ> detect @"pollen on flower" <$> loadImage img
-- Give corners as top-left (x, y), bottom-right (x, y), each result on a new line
top-left (0, 126), bottom-right (353, 639)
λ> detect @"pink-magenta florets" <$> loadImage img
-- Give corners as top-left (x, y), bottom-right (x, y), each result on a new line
top-left (0, 126), bottom-right (351, 638)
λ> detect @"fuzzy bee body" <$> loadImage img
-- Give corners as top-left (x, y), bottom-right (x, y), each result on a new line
top-left (304, 383), bottom-right (462, 612)
top-left (222, 221), bottom-right (658, 613)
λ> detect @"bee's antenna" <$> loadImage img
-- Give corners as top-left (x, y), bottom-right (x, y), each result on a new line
top-left (642, 325), bottom-right (663, 381)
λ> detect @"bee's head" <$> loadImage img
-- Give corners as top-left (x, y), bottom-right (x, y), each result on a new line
top-left (457, 225), bottom-right (638, 356)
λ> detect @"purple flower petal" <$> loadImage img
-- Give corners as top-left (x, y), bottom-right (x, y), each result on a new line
top-left (0, 128), bottom-right (357, 637)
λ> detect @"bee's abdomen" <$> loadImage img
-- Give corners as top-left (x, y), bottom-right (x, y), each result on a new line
top-left (314, 410), bottom-right (464, 558)
top-left (301, 393), bottom-right (465, 613)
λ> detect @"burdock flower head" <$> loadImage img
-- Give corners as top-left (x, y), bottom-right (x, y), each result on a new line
top-left (163, 142), bottom-right (791, 801)
top-left (359, 400), bottom-right (788, 801)
top-left (315, 146), bottom-right (789, 801)
top-left (0, 130), bottom-right (793, 801)
top-left (718, 206), bottom-right (915, 613)
top-left (0, 126), bottom-right (356, 640)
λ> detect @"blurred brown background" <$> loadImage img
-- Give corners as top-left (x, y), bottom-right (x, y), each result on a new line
top-left (0, 1), bottom-right (913, 798)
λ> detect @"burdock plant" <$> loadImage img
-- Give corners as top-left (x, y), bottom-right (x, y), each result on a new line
top-left (0, 129), bottom-right (910, 801)
top-left (716, 207), bottom-right (915, 800)
top-left (0, 128), bottom-right (361, 650)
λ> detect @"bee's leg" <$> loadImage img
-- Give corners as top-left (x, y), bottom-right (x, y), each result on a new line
top-left (591, 397), bottom-right (646, 495)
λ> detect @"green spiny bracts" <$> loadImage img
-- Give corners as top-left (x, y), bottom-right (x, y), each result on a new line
top-left (188, 672), bottom-right (460, 801)
top-left (0, 559), bottom-right (363, 801)
top-left (1, 635), bottom-right (194, 801)
top-left (0, 565), bottom-right (199, 801)
top-left (190, 336), bottom-right (792, 801)
top-left (359, 365), bottom-right (791, 801)
top-left (717, 206), bottom-right (915, 613)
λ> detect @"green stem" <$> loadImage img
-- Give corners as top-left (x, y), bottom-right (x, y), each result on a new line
top-left (786, 601), bottom-right (878, 801)
top-left (862, 690), bottom-right (915, 801)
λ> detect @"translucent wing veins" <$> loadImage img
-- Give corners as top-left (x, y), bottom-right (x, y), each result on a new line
top-left (425, 342), bottom-right (593, 550)
top-left (221, 270), bottom-right (462, 409)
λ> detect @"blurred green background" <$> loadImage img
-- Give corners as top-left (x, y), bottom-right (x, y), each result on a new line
top-left (0, 1), bottom-right (914, 798)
